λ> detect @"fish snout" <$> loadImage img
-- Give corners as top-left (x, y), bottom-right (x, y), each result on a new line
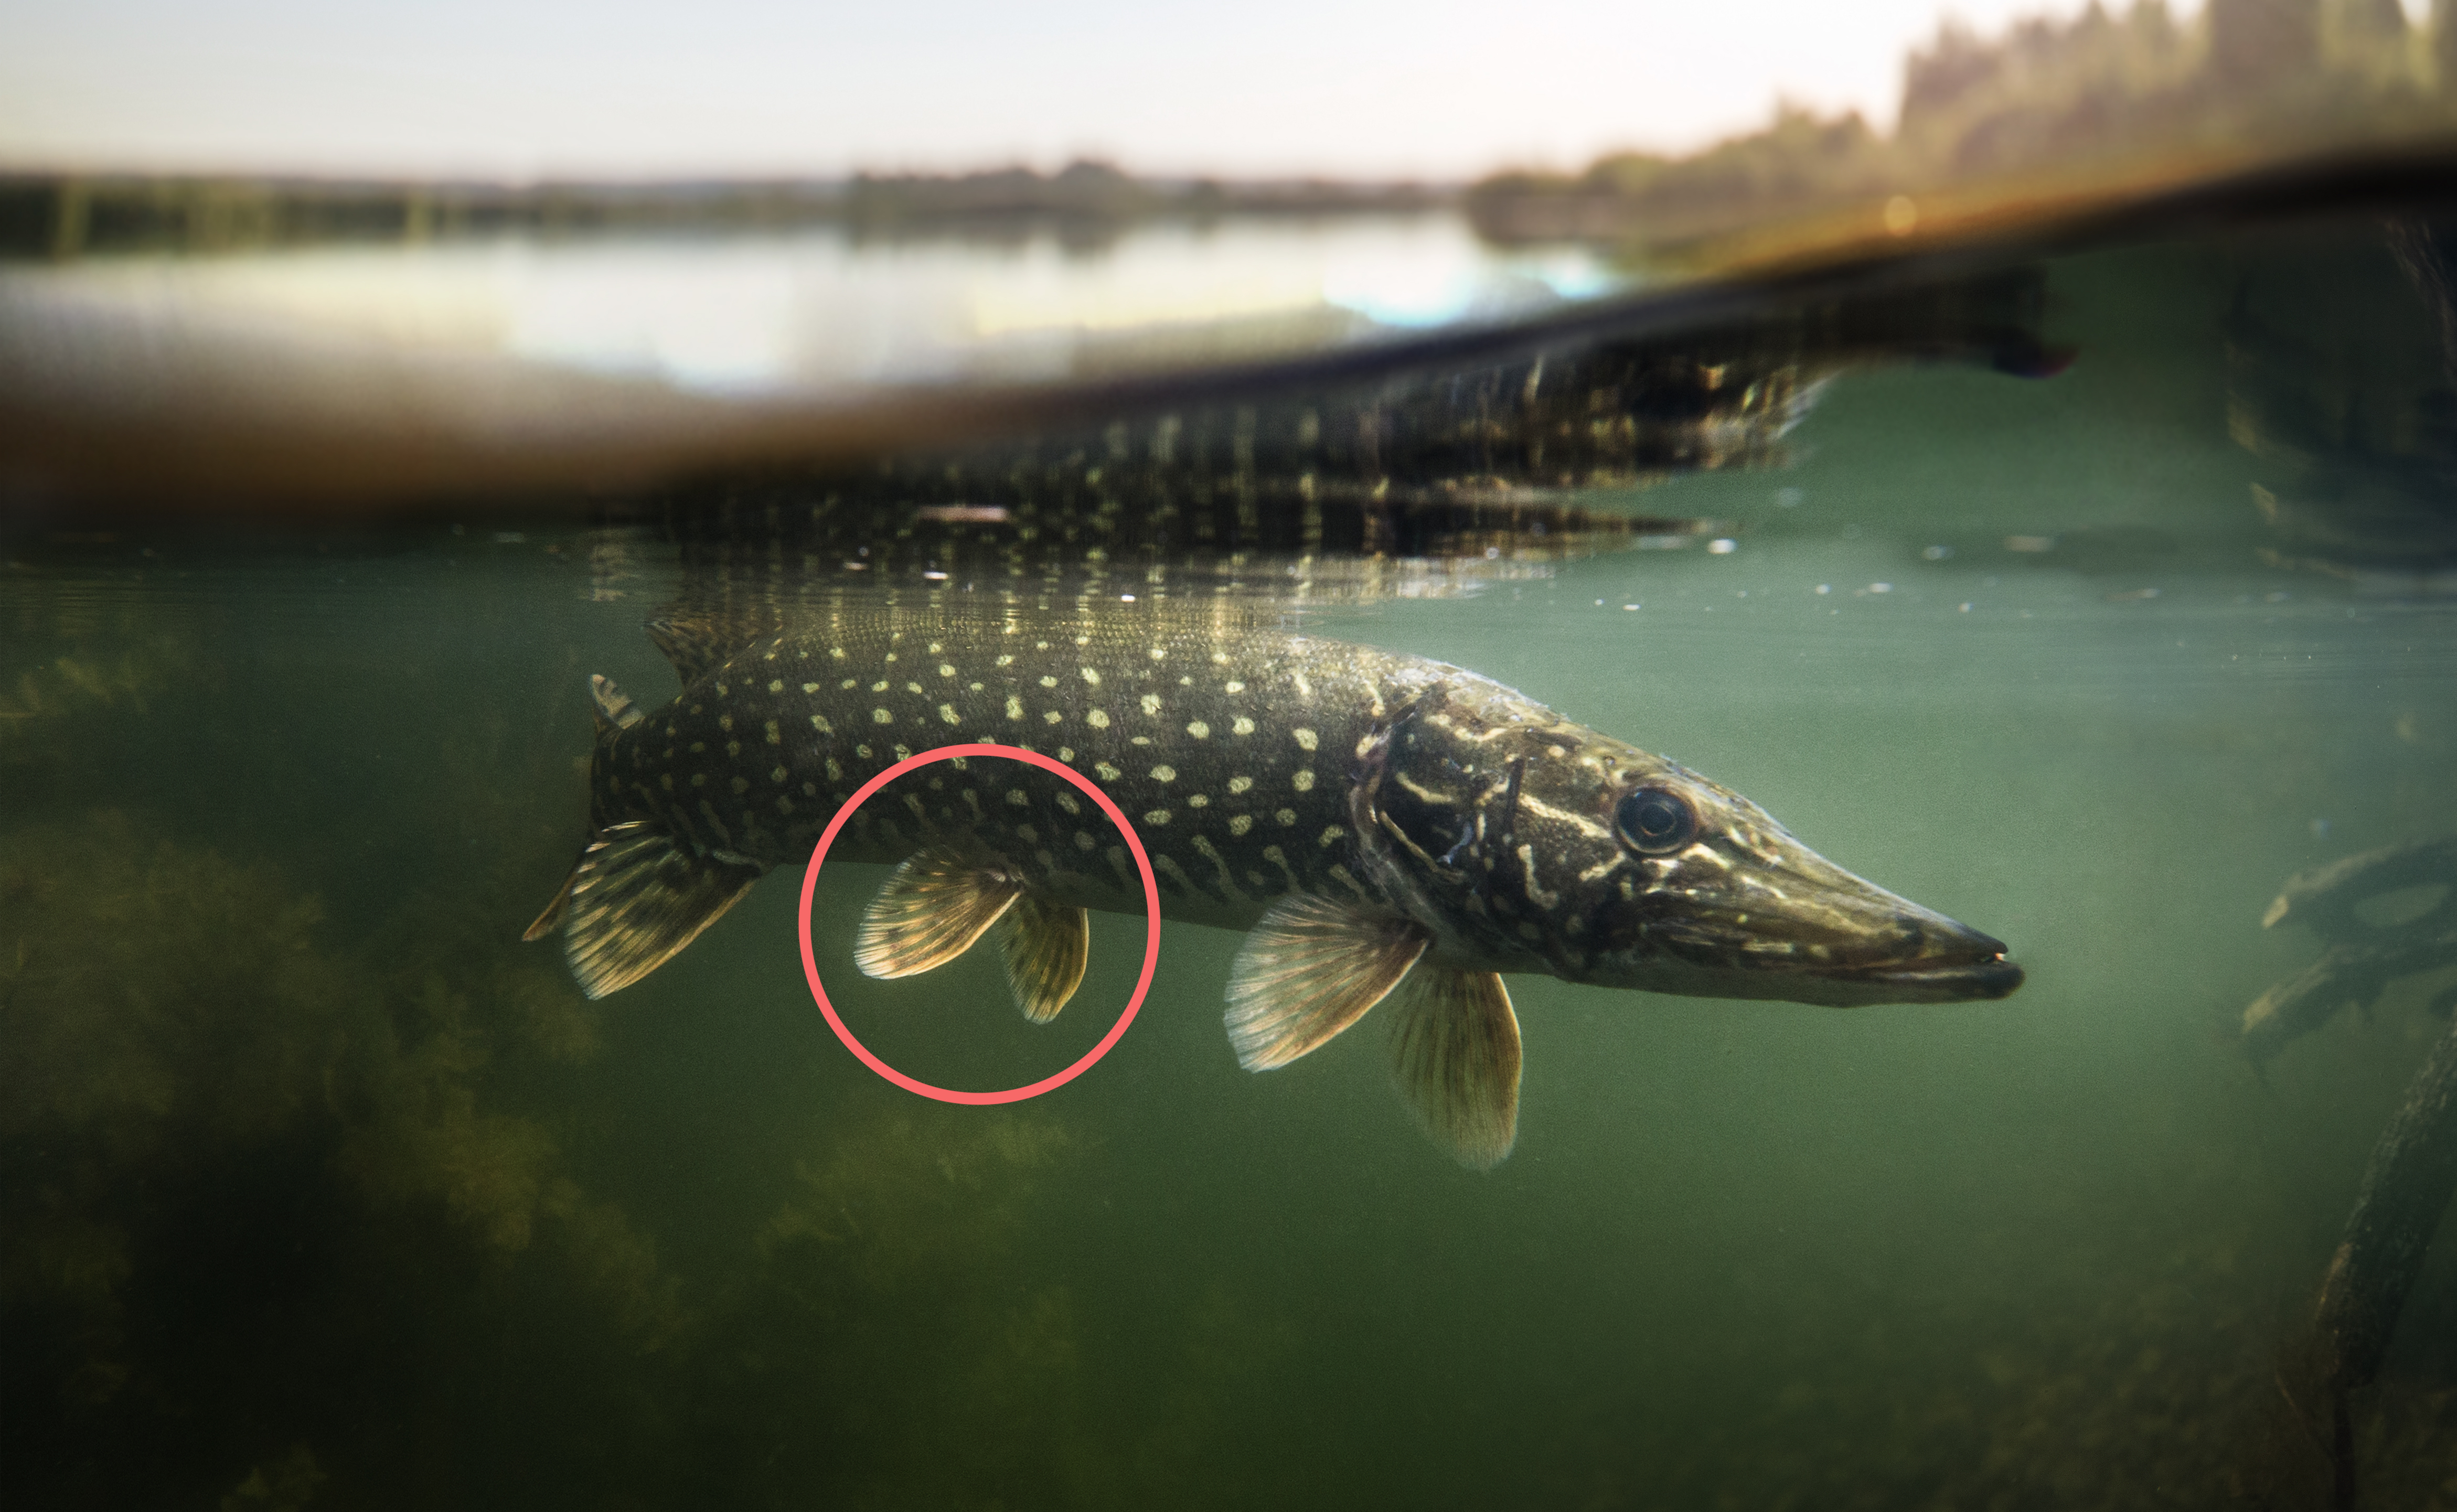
top-left (1713, 849), bottom-right (2025, 1004)
top-left (1842, 908), bottom-right (2024, 1002)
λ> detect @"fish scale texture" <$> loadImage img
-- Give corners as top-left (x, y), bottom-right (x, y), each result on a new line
top-left (599, 612), bottom-right (1465, 929)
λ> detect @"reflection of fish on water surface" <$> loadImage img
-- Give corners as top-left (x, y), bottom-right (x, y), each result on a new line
top-left (528, 605), bottom-right (2023, 1167)
top-left (639, 266), bottom-right (2068, 599)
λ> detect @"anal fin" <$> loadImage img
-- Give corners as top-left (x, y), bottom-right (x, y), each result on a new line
top-left (1225, 895), bottom-right (1428, 1071)
top-left (1001, 895), bottom-right (1091, 1023)
top-left (854, 846), bottom-right (1023, 980)
top-left (542, 821), bottom-right (763, 999)
top-left (1388, 968), bottom-right (1521, 1170)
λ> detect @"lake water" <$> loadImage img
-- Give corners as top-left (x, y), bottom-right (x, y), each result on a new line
top-left (5, 212), bottom-right (2455, 1509)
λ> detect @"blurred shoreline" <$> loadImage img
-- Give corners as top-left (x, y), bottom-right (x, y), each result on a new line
top-left (0, 162), bottom-right (1457, 262)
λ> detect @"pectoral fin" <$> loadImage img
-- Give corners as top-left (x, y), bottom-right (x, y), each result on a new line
top-left (1225, 895), bottom-right (1429, 1071)
top-left (1388, 968), bottom-right (1521, 1170)
top-left (854, 847), bottom-right (1023, 980)
top-left (1001, 894), bottom-right (1091, 1023)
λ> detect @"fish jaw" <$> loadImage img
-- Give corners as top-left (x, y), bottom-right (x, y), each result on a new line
top-left (1617, 867), bottom-right (2023, 1005)
top-left (1620, 780), bottom-right (2025, 1003)
top-left (1576, 815), bottom-right (2024, 1007)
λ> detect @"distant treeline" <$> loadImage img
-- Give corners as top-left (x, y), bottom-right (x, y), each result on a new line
top-left (0, 160), bottom-right (1451, 261)
top-left (1467, 0), bottom-right (2457, 248)
top-left (13, 0), bottom-right (2449, 265)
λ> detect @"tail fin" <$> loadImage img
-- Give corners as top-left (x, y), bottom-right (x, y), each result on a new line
top-left (525, 821), bottom-right (762, 998)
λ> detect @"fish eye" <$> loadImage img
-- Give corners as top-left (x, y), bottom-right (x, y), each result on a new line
top-left (1615, 787), bottom-right (1696, 855)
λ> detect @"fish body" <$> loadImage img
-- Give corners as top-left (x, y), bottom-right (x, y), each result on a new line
top-left (532, 607), bottom-right (2022, 1165)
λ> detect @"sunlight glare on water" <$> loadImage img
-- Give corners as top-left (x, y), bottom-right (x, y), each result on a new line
top-left (1, 216), bottom-right (1628, 399)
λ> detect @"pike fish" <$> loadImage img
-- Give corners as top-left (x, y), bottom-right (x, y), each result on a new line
top-left (528, 608), bottom-right (2023, 1167)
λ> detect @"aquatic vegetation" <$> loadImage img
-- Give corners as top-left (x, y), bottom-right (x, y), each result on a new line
top-left (677, 1109), bottom-right (1091, 1505)
top-left (0, 585), bottom-right (215, 774)
top-left (0, 811), bottom-right (690, 1506)
top-left (218, 1446), bottom-right (325, 1512)
top-left (546, 1185), bottom-right (691, 1353)
top-left (0, 639), bottom-right (192, 722)
top-left (334, 975), bottom-right (565, 1252)
top-left (723, 1107), bottom-right (1298, 1509)
top-left (759, 1109), bottom-right (1075, 1299)
top-left (501, 963), bottom-right (606, 1064)
top-left (0, 811), bottom-right (350, 1154)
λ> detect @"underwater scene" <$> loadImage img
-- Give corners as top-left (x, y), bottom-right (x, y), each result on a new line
top-left (5, 204), bottom-right (2457, 1512)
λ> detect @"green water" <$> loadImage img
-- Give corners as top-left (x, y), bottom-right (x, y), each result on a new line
top-left (6, 232), bottom-right (2455, 1509)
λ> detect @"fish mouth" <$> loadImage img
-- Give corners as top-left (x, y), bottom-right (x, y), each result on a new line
top-left (1637, 878), bottom-right (2026, 1007)
top-left (1812, 936), bottom-right (2025, 1003)
top-left (1707, 840), bottom-right (2027, 1006)
top-left (1588, 817), bottom-right (2030, 1008)
top-left (1620, 913), bottom-right (2025, 1007)
top-left (1781, 896), bottom-right (2026, 1003)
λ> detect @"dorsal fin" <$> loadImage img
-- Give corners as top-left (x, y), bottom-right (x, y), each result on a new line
top-left (590, 673), bottom-right (644, 732)
top-left (645, 614), bottom-right (764, 684)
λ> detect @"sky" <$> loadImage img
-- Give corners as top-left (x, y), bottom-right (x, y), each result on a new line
top-left (1, 0), bottom-right (2160, 183)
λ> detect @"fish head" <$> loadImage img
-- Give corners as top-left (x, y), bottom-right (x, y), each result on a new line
top-left (1361, 680), bottom-right (2023, 1006)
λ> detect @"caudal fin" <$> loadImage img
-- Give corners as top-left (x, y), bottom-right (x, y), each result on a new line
top-left (526, 821), bottom-right (762, 998)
